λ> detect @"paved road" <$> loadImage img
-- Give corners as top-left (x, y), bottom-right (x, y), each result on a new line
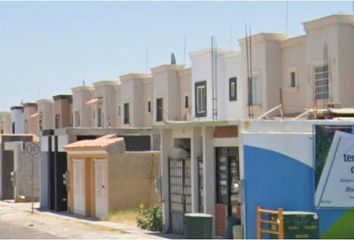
top-left (0, 219), bottom-right (58, 239)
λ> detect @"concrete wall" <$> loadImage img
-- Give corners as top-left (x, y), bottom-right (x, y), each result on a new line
top-left (108, 151), bottom-right (160, 211)
top-left (5, 141), bottom-right (40, 202)
top-left (0, 135), bottom-right (33, 200)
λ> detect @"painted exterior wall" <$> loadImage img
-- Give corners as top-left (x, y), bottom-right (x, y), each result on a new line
top-left (37, 99), bottom-right (54, 131)
top-left (280, 36), bottom-right (307, 113)
top-left (53, 95), bottom-right (73, 129)
top-left (190, 49), bottom-right (242, 121)
top-left (120, 74), bottom-right (149, 128)
top-left (10, 107), bottom-right (24, 134)
top-left (72, 86), bottom-right (94, 128)
top-left (5, 141), bottom-right (40, 202)
top-left (0, 112), bottom-right (12, 134)
top-left (178, 68), bottom-right (192, 121)
top-left (93, 81), bottom-right (118, 128)
top-left (23, 103), bottom-right (38, 135)
top-left (241, 119), bottom-right (354, 239)
top-left (113, 84), bottom-right (122, 128)
top-left (143, 78), bottom-right (153, 127)
top-left (303, 15), bottom-right (354, 108)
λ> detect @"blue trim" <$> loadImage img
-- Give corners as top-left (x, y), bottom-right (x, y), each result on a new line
top-left (244, 145), bottom-right (314, 239)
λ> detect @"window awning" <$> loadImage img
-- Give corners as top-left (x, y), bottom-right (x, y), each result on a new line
top-left (86, 97), bottom-right (103, 105)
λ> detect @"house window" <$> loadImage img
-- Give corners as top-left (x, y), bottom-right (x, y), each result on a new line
top-left (251, 76), bottom-right (261, 106)
top-left (195, 81), bottom-right (207, 117)
top-left (39, 112), bottom-right (43, 130)
top-left (156, 98), bottom-right (163, 122)
top-left (185, 96), bottom-right (189, 108)
top-left (74, 111), bottom-right (80, 127)
top-left (55, 114), bottom-right (60, 129)
top-left (148, 101), bottom-right (151, 113)
top-left (97, 107), bottom-right (102, 127)
top-left (24, 119), bottom-right (28, 133)
top-left (229, 77), bottom-right (237, 101)
top-left (314, 65), bottom-right (329, 100)
top-left (124, 103), bottom-right (130, 124)
top-left (289, 71), bottom-right (297, 88)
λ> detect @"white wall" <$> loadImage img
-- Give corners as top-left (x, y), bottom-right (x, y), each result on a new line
top-left (11, 108), bottom-right (24, 134)
top-left (191, 49), bottom-right (239, 121)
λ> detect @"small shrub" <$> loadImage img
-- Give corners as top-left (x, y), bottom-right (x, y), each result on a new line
top-left (136, 204), bottom-right (163, 232)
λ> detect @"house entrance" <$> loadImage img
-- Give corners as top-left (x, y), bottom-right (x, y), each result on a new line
top-left (168, 157), bottom-right (191, 234)
top-left (95, 159), bottom-right (108, 218)
top-left (215, 147), bottom-right (241, 237)
top-left (73, 159), bottom-right (85, 215)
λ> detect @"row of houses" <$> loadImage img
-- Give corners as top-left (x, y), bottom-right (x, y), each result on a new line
top-left (0, 13), bottom-right (353, 238)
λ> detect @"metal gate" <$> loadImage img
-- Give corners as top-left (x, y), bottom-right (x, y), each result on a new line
top-left (168, 157), bottom-right (191, 234)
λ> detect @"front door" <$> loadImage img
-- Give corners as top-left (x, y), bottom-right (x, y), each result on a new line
top-left (95, 159), bottom-right (108, 218)
top-left (73, 159), bottom-right (85, 215)
top-left (215, 147), bottom-right (241, 237)
top-left (168, 157), bottom-right (191, 234)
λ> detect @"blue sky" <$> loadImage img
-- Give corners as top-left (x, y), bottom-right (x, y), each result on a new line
top-left (0, 1), bottom-right (352, 111)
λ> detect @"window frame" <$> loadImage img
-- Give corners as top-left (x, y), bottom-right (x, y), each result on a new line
top-left (156, 98), bottom-right (163, 122)
top-left (124, 103), bottom-right (130, 124)
top-left (229, 77), bottom-right (237, 101)
top-left (195, 81), bottom-right (207, 117)
top-left (314, 64), bottom-right (330, 100)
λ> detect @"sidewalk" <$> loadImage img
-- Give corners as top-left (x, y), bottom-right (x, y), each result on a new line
top-left (0, 201), bottom-right (181, 239)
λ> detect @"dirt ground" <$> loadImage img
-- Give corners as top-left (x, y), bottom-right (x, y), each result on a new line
top-left (0, 201), bottom-right (180, 239)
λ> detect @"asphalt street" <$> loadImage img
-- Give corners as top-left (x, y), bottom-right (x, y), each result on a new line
top-left (0, 219), bottom-right (58, 239)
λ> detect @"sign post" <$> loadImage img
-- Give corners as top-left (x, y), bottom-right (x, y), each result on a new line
top-left (24, 142), bottom-right (40, 214)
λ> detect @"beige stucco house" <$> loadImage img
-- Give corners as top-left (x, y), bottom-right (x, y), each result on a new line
top-left (72, 86), bottom-right (94, 128)
top-left (119, 74), bottom-right (152, 128)
top-left (36, 99), bottom-right (54, 131)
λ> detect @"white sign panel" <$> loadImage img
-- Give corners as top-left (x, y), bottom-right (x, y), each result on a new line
top-left (316, 131), bottom-right (354, 208)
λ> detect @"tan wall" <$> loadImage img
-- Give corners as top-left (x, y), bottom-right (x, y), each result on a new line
top-left (68, 151), bottom-right (160, 217)
top-left (108, 151), bottom-right (160, 211)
